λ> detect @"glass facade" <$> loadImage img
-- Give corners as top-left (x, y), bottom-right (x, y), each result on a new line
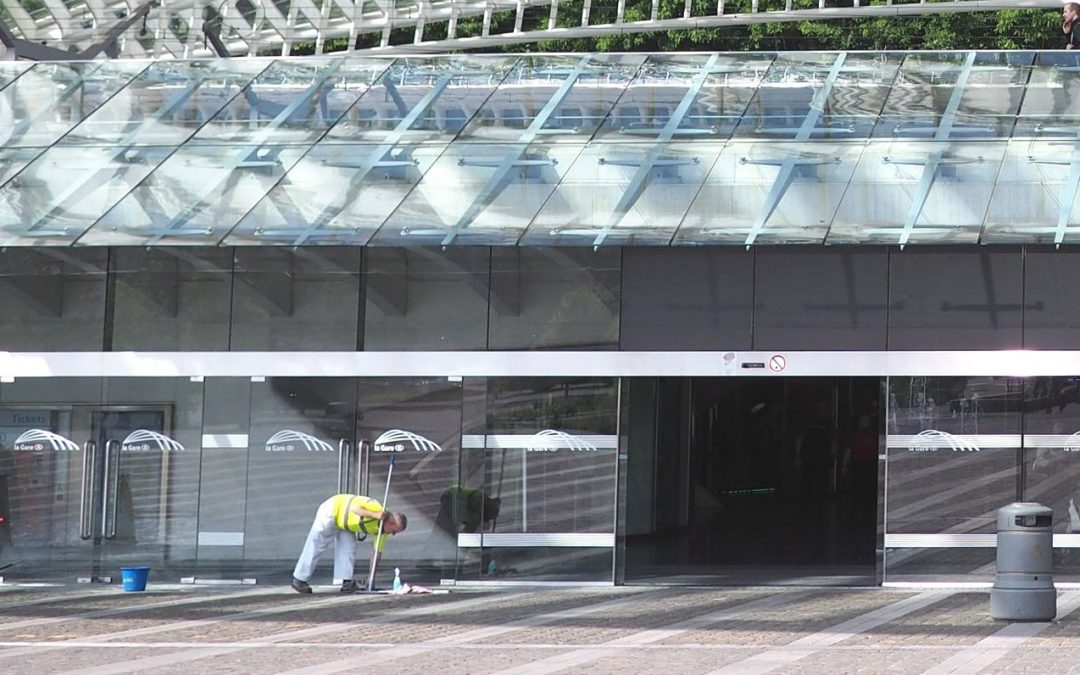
top-left (0, 374), bottom-right (619, 585)
top-left (7, 49), bottom-right (1080, 589)
top-left (881, 376), bottom-right (1080, 583)
top-left (1, 51), bottom-right (1080, 248)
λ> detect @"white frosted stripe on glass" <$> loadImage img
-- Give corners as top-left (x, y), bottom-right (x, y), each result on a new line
top-left (197, 531), bottom-right (245, 546)
top-left (457, 533), bottom-right (614, 548)
top-left (885, 534), bottom-right (997, 548)
top-left (1025, 435), bottom-right (1080, 448)
top-left (201, 434), bottom-right (248, 449)
top-left (886, 533), bottom-right (1080, 548)
top-left (461, 434), bottom-right (618, 449)
top-left (886, 435), bottom-right (1020, 449)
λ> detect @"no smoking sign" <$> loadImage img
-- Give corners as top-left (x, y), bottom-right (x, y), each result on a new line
top-left (769, 355), bottom-right (786, 372)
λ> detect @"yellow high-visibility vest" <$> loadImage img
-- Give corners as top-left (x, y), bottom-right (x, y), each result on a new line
top-left (331, 494), bottom-right (383, 535)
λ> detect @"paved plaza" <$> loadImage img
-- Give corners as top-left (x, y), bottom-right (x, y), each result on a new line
top-left (1, 582), bottom-right (1080, 674)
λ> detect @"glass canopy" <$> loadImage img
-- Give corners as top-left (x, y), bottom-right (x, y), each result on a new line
top-left (1, 51), bottom-right (1080, 247)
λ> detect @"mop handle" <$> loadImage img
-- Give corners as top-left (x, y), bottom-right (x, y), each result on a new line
top-left (366, 453), bottom-right (395, 591)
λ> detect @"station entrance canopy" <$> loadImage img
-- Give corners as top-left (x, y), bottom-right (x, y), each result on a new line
top-left (1, 50), bottom-right (1080, 248)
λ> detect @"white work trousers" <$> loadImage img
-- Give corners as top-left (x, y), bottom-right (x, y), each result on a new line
top-left (292, 497), bottom-right (357, 582)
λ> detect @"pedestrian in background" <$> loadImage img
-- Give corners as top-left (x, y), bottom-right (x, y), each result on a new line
top-left (1065, 3), bottom-right (1080, 49)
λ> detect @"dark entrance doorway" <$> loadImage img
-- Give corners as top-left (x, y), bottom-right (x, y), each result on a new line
top-left (624, 377), bottom-right (880, 585)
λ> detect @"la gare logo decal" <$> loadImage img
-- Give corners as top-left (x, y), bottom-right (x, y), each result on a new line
top-left (373, 429), bottom-right (442, 453)
top-left (122, 430), bottom-right (184, 452)
top-left (263, 429), bottom-right (441, 453)
top-left (12, 429), bottom-right (78, 452)
top-left (265, 430), bottom-right (335, 453)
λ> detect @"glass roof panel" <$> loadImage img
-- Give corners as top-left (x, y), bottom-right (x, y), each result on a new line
top-left (873, 51), bottom-right (1031, 141)
top-left (0, 147), bottom-right (41, 186)
top-left (0, 62), bottom-right (33, 90)
top-left (676, 140), bottom-right (863, 245)
top-left (734, 52), bottom-right (903, 141)
top-left (1014, 53), bottom-right (1080, 137)
top-left (0, 62), bottom-right (145, 149)
top-left (323, 55), bottom-right (518, 145)
top-left (60, 60), bottom-right (269, 147)
top-left (189, 58), bottom-right (390, 146)
top-left (982, 138), bottom-right (1080, 244)
top-left (6, 50), bottom-right (1080, 248)
top-left (522, 141), bottom-right (723, 247)
top-left (0, 145), bottom-right (175, 246)
top-left (594, 53), bottom-right (776, 143)
top-left (79, 143), bottom-right (311, 246)
top-left (828, 140), bottom-right (1007, 245)
top-left (371, 141), bottom-right (585, 246)
top-left (456, 54), bottom-right (646, 143)
top-left (225, 142), bottom-right (445, 246)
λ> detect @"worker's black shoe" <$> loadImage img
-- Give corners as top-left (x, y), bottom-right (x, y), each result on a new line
top-left (340, 580), bottom-right (360, 594)
top-left (291, 578), bottom-right (312, 594)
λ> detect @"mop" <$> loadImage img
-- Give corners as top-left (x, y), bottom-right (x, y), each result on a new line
top-left (361, 454), bottom-right (448, 595)
top-left (365, 453), bottom-right (395, 592)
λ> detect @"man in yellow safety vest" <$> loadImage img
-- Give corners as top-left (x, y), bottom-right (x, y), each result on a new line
top-left (291, 493), bottom-right (408, 594)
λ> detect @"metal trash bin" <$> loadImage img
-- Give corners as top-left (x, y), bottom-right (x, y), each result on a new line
top-left (990, 502), bottom-right (1056, 621)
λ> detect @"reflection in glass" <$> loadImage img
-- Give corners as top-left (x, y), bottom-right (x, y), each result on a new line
top-left (109, 247), bottom-right (232, 351)
top-left (242, 378), bottom-right (357, 570)
top-left (984, 139), bottom-right (1080, 244)
top-left (458, 53), bottom-right (645, 142)
top-left (0, 62), bottom-right (32, 90)
top-left (1020, 54), bottom-right (1080, 128)
top-left (0, 61), bottom-right (144, 149)
top-left (488, 248), bottom-right (620, 350)
top-left (190, 58), bottom-right (389, 145)
top-left (596, 53), bottom-right (774, 142)
top-left (0, 145), bottom-right (175, 246)
top-left (1022, 376), bottom-right (1080, 563)
top-left (227, 143), bottom-right (445, 246)
top-left (363, 247), bottom-right (490, 351)
top-left (829, 140), bottom-right (1007, 245)
top-left (373, 142), bottom-right (585, 246)
top-left (0, 147), bottom-right (43, 186)
top-left (884, 377), bottom-right (1021, 561)
top-left (61, 60), bottom-right (267, 146)
top-left (0, 248), bottom-right (107, 350)
top-left (874, 51), bottom-right (1030, 141)
top-left (229, 247), bottom-right (361, 351)
top-left (456, 377), bottom-right (617, 581)
top-left (325, 55), bottom-right (517, 145)
top-left (736, 52), bottom-right (902, 140)
top-left (888, 377), bottom-right (1023, 435)
top-left (678, 141), bottom-right (861, 245)
top-left (4, 51), bottom-right (1080, 248)
top-left (524, 142), bottom-right (722, 246)
top-left (81, 144), bottom-right (310, 246)
top-left (1023, 377), bottom-right (1080, 434)
top-left (356, 377), bottom-right (464, 582)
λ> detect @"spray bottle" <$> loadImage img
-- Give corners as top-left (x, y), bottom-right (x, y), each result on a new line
top-left (392, 567), bottom-right (402, 592)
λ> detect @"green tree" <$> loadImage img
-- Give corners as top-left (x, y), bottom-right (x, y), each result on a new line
top-left (291, 1), bottom-right (1062, 55)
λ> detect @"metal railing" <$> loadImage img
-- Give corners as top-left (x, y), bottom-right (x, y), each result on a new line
top-left (0, 0), bottom-right (1061, 60)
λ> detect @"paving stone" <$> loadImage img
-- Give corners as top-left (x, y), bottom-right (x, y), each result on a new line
top-left (840, 591), bottom-right (999, 648)
top-left (2, 586), bottom-right (1080, 674)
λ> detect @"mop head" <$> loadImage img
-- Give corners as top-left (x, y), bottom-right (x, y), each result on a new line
top-left (393, 583), bottom-right (447, 595)
top-left (360, 584), bottom-right (449, 595)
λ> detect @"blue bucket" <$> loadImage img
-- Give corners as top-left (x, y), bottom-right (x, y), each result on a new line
top-left (120, 566), bottom-right (151, 592)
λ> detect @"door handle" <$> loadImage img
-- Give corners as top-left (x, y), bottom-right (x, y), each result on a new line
top-left (337, 439), bottom-right (351, 493)
top-left (358, 440), bottom-right (369, 496)
top-left (102, 440), bottom-right (121, 539)
top-left (79, 440), bottom-right (96, 541)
